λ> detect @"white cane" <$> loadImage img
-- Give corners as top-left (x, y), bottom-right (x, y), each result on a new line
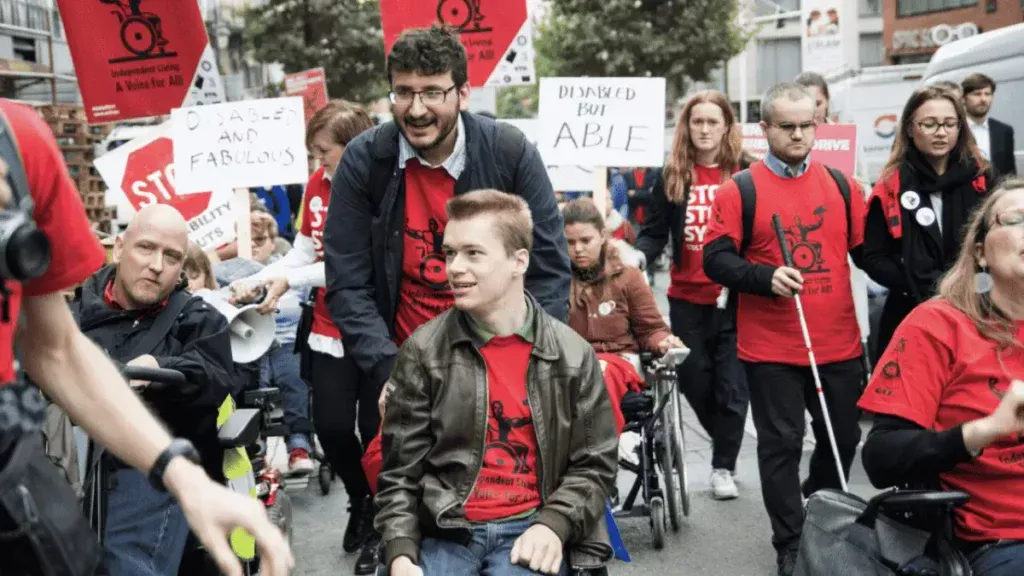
top-left (772, 214), bottom-right (849, 493)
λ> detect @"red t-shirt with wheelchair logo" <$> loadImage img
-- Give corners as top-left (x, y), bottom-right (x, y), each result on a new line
top-left (0, 100), bottom-right (106, 383)
top-left (464, 335), bottom-right (542, 522)
top-left (394, 161), bottom-right (455, 345)
top-left (299, 167), bottom-right (341, 341)
top-left (705, 161), bottom-right (865, 365)
top-left (859, 300), bottom-right (1024, 542)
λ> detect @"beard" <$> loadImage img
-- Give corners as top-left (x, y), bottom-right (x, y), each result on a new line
top-left (400, 107), bottom-right (459, 154)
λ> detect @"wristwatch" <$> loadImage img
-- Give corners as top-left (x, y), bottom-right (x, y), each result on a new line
top-left (148, 438), bottom-right (201, 492)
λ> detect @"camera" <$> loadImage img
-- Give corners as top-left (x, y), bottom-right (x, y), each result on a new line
top-left (0, 208), bottom-right (49, 281)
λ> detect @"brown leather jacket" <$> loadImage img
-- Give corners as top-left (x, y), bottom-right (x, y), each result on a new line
top-left (374, 295), bottom-right (618, 570)
top-left (570, 241), bottom-right (673, 354)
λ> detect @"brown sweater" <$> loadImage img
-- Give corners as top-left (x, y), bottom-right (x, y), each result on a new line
top-left (569, 242), bottom-right (673, 355)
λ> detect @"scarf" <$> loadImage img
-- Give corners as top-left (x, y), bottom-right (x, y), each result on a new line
top-left (899, 147), bottom-right (987, 300)
top-left (571, 250), bottom-right (605, 284)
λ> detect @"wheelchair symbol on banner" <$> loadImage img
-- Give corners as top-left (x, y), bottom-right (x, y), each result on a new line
top-left (436, 0), bottom-right (492, 34)
top-left (101, 0), bottom-right (177, 63)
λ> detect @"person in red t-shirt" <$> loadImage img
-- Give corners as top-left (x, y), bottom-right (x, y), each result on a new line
top-left (0, 100), bottom-right (292, 575)
top-left (229, 100), bottom-right (381, 562)
top-left (703, 83), bottom-right (867, 575)
top-left (379, 191), bottom-right (616, 576)
top-left (636, 89), bottom-right (751, 501)
top-left (860, 179), bottom-right (1024, 575)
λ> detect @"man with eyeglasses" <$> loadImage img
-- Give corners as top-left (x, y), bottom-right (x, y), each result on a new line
top-left (323, 24), bottom-right (569, 392)
top-left (703, 82), bottom-right (868, 576)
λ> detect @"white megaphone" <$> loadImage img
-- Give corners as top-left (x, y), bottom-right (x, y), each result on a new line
top-left (195, 289), bottom-right (276, 364)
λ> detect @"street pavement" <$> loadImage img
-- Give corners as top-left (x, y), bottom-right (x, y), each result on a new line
top-left (276, 268), bottom-right (882, 575)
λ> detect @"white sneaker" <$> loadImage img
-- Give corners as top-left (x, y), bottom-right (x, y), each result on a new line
top-left (618, 431), bottom-right (641, 466)
top-left (710, 468), bottom-right (739, 500)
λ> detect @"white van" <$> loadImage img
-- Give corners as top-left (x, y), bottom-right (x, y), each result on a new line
top-left (923, 22), bottom-right (1024, 175)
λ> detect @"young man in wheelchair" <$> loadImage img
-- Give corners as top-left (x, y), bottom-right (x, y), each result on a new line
top-left (376, 190), bottom-right (618, 576)
top-left (561, 198), bottom-right (685, 434)
top-left (70, 204), bottom-right (236, 576)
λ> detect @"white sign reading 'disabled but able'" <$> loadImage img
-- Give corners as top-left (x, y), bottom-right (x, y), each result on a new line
top-left (538, 77), bottom-right (666, 168)
top-left (171, 96), bottom-right (307, 193)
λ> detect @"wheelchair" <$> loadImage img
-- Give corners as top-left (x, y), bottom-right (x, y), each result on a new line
top-left (613, 348), bottom-right (690, 550)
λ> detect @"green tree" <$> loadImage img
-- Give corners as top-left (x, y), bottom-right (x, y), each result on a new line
top-left (536, 0), bottom-right (745, 99)
top-left (244, 0), bottom-right (388, 104)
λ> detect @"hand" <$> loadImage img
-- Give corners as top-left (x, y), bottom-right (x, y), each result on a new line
top-left (657, 335), bottom-right (685, 355)
top-left (256, 277), bottom-right (289, 315)
top-left (390, 556), bottom-right (423, 576)
top-left (510, 524), bottom-right (563, 574)
top-left (126, 354), bottom-right (159, 388)
top-left (165, 459), bottom-right (294, 576)
top-left (964, 380), bottom-right (1024, 453)
top-left (228, 280), bottom-right (262, 305)
top-left (771, 266), bottom-right (804, 297)
top-left (378, 381), bottom-right (393, 420)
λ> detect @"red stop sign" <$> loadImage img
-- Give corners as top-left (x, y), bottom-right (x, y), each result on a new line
top-left (121, 137), bottom-right (212, 221)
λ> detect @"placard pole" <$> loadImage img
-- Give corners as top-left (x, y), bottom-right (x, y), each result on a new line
top-left (234, 188), bottom-right (252, 260)
top-left (592, 166), bottom-right (608, 218)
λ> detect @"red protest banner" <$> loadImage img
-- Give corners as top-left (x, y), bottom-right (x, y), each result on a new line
top-left (56, 0), bottom-right (210, 124)
top-left (285, 68), bottom-right (329, 126)
top-left (379, 0), bottom-right (535, 87)
top-left (741, 123), bottom-right (857, 177)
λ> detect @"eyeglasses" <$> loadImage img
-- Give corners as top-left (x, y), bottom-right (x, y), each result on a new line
top-left (389, 85), bottom-right (458, 107)
top-left (770, 121), bottom-right (817, 135)
top-left (915, 120), bottom-right (960, 135)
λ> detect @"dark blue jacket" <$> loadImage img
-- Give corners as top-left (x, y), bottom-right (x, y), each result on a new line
top-left (323, 112), bottom-right (571, 385)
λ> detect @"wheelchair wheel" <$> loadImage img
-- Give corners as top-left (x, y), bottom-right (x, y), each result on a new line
top-left (670, 390), bottom-right (691, 517)
top-left (120, 16), bottom-right (158, 56)
top-left (658, 385), bottom-right (683, 532)
top-left (319, 462), bottom-right (332, 495)
top-left (650, 496), bottom-right (666, 550)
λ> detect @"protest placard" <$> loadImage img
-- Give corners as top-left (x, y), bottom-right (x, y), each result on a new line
top-left (285, 68), bottom-right (329, 125)
top-left (171, 97), bottom-right (308, 194)
top-left (95, 123), bottom-right (235, 251)
top-left (741, 123), bottom-right (858, 176)
top-left (538, 77), bottom-right (666, 167)
top-left (500, 119), bottom-right (595, 192)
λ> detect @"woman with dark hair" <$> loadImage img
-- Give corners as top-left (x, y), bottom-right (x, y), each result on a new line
top-left (859, 178), bottom-right (1024, 576)
top-left (862, 85), bottom-right (994, 359)
top-left (635, 89), bottom-right (749, 500)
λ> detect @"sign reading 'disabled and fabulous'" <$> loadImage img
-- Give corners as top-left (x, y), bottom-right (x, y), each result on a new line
top-left (380, 0), bottom-right (535, 87)
top-left (171, 97), bottom-right (308, 194)
top-left (95, 123), bottom-right (235, 251)
top-left (56, 0), bottom-right (224, 124)
top-left (538, 78), bottom-right (666, 168)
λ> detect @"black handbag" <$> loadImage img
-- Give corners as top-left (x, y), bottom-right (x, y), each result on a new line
top-left (294, 288), bottom-right (318, 383)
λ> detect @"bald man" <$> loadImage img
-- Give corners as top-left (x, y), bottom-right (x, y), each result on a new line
top-left (70, 204), bottom-right (235, 576)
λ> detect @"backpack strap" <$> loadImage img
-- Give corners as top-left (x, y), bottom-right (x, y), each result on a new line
top-left (823, 166), bottom-right (852, 243)
top-left (734, 169), bottom-right (757, 256)
top-left (495, 120), bottom-right (526, 193)
top-left (124, 290), bottom-right (191, 359)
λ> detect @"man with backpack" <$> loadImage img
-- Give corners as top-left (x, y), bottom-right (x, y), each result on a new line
top-left (702, 83), bottom-right (867, 576)
top-left (323, 24), bottom-right (570, 393)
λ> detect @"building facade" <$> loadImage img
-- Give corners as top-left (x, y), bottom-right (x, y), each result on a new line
top-left (0, 0), bottom-right (78, 105)
top-left (884, 0), bottom-right (1023, 64)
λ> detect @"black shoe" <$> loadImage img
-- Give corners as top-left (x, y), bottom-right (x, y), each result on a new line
top-left (777, 548), bottom-right (798, 576)
top-left (354, 529), bottom-right (381, 575)
top-left (343, 496), bottom-right (368, 553)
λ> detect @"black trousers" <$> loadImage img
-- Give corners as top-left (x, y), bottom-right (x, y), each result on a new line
top-left (669, 297), bottom-right (748, 471)
top-left (310, 351), bottom-right (380, 503)
top-left (744, 358), bottom-right (863, 553)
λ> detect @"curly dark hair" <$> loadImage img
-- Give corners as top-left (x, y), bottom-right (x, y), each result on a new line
top-left (386, 25), bottom-right (468, 87)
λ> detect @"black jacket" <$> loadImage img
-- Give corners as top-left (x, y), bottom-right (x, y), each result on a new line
top-left (71, 266), bottom-right (234, 480)
top-left (323, 111), bottom-right (571, 386)
top-left (989, 118), bottom-right (1017, 180)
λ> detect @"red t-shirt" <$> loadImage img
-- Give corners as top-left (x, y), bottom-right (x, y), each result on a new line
top-left (298, 167), bottom-right (340, 340)
top-left (0, 101), bottom-right (106, 383)
top-left (668, 164), bottom-right (726, 305)
top-left (393, 162), bottom-right (455, 345)
top-left (705, 161), bottom-right (865, 365)
top-left (464, 335), bottom-right (542, 522)
top-left (858, 300), bottom-right (1024, 542)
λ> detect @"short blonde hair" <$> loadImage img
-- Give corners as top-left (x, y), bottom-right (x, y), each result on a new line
top-left (446, 190), bottom-right (533, 256)
top-left (183, 242), bottom-right (216, 290)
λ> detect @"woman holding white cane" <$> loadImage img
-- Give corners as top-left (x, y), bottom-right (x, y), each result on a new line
top-left (859, 178), bottom-right (1024, 576)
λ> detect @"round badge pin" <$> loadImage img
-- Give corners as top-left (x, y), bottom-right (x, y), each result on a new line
top-left (901, 191), bottom-right (921, 211)
top-left (598, 301), bottom-right (616, 316)
top-left (916, 207), bottom-right (936, 227)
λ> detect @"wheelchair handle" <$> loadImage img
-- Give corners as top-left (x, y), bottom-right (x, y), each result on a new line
top-left (122, 366), bottom-right (186, 386)
top-left (855, 488), bottom-right (971, 529)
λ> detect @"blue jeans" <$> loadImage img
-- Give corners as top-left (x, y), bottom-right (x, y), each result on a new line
top-left (419, 516), bottom-right (568, 576)
top-left (104, 469), bottom-right (191, 576)
top-left (260, 343), bottom-right (312, 452)
top-left (968, 540), bottom-right (1024, 576)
